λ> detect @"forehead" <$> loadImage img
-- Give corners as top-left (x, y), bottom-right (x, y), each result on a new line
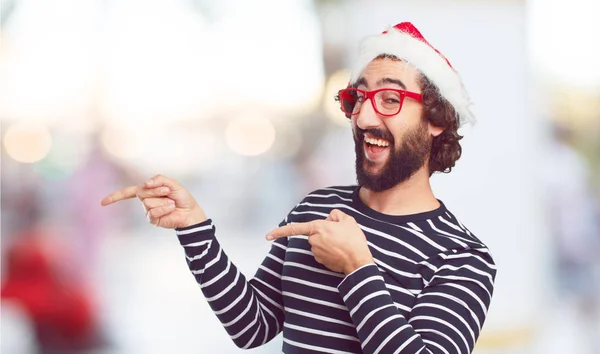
top-left (356, 58), bottom-right (421, 90)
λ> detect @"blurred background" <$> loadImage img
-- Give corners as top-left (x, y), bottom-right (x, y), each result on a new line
top-left (1, 0), bottom-right (598, 353)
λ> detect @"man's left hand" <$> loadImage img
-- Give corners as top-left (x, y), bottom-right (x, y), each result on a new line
top-left (266, 209), bottom-right (375, 275)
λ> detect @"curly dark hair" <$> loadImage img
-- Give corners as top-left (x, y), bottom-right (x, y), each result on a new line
top-left (335, 54), bottom-right (464, 175)
top-left (419, 74), bottom-right (463, 175)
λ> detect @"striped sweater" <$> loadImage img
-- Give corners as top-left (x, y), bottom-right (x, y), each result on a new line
top-left (175, 186), bottom-right (496, 353)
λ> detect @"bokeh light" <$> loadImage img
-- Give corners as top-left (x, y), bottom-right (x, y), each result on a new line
top-left (324, 69), bottom-right (351, 126)
top-left (100, 124), bottom-right (147, 160)
top-left (3, 122), bottom-right (53, 163)
top-left (225, 114), bottom-right (276, 157)
top-left (32, 134), bottom-right (91, 180)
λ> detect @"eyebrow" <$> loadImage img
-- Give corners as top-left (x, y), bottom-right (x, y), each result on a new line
top-left (378, 77), bottom-right (407, 89)
top-left (353, 77), bottom-right (407, 90)
top-left (354, 77), bottom-right (368, 88)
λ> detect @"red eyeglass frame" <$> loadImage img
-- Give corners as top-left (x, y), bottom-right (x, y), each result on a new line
top-left (338, 87), bottom-right (423, 117)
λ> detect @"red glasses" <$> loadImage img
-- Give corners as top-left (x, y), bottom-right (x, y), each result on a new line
top-left (337, 88), bottom-right (423, 117)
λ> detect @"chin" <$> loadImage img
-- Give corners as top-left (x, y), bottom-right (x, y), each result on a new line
top-left (364, 165), bottom-right (384, 178)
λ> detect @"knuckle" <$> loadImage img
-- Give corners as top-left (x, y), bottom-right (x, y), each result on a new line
top-left (311, 221), bottom-right (321, 233)
top-left (143, 199), bottom-right (152, 209)
top-left (135, 186), bottom-right (143, 199)
top-left (151, 207), bottom-right (165, 218)
top-left (316, 223), bottom-right (326, 234)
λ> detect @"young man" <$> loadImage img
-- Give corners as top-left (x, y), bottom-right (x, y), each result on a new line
top-left (102, 22), bottom-right (496, 353)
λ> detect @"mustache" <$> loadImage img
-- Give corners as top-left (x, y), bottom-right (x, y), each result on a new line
top-left (355, 127), bottom-right (395, 142)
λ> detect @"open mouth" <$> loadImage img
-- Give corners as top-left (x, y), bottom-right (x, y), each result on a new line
top-left (363, 136), bottom-right (390, 161)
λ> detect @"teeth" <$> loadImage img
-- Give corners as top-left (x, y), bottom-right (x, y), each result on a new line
top-left (364, 137), bottom-right (390, 147)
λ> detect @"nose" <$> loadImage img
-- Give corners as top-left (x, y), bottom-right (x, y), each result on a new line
top-left (355, 98), bottom-right (382, 131)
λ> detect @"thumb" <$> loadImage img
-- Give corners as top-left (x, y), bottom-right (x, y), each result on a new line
top-left (328, 209), bottom-right (346, 222)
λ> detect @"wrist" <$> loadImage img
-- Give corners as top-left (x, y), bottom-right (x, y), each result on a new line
top-left (184, 207), bottom-right (207, 227)
top-left (343, 256), bottom-right (375, 276)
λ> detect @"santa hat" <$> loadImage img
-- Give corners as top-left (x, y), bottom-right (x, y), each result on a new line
top-left (350, 22), bottom-right (474, 125)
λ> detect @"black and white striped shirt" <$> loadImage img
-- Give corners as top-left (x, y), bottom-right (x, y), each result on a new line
top-left (175, 186), bottom-right (496, 353)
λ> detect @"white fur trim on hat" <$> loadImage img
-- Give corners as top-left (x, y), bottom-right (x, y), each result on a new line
top-left (350, 25), bottom-right (475, 126)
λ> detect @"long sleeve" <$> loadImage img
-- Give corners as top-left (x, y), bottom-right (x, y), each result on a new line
top-left (337, 248), bottom-right (496, 354)
top-left (175, 219), bottom-right (287, 349)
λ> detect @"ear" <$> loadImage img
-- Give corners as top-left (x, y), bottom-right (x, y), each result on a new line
top-left (428, 122), bottom-right (444, 137)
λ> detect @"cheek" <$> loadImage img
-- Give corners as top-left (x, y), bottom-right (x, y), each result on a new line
top-left (400, 104), bottom-right (424, 125)
top-left (384, 121), bottom-right (406, 147)
top-left (390, 106), bottom-right (423, 141)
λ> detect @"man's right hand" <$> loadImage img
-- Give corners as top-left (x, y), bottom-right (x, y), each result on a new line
top-left (101, 174), bottom-right (207, 229)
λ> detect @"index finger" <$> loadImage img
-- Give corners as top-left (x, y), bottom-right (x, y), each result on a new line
top-left (266, 221), bottom-right (321, 240)
top-left (100, 186), bottom-right (137, 206)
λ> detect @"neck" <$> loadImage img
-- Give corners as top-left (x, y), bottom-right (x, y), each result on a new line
top-left (358, 166), bottom-right (440, 216)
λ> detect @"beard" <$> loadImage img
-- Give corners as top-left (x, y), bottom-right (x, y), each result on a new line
top-left (354, 121), bottom-right (431, 192)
